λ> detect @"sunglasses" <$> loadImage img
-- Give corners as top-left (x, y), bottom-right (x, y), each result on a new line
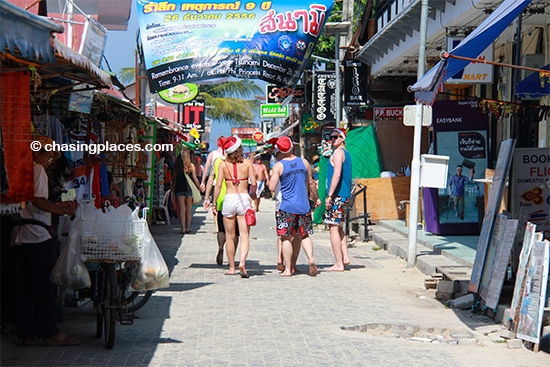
top-left (329, 135), bottom-right (340, 140)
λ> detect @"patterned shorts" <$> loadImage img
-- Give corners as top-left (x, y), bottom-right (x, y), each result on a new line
top-left (323, 196), bottom-right (351, 225)
top-left (275, 210), bottom-right (313, 237)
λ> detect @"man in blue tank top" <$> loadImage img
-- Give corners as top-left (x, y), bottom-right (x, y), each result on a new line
top-left (324, 128), bottom-right (353, 272)
top-left (268, 136), bottom-right (320, 277)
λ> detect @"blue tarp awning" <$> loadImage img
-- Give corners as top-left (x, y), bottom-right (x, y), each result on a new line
top-left (514, 64), bottom-right (550, 99)
top-left (0, 1), bottom-right (64, 63)
top-left (409, 0), bottom-right (532, 105)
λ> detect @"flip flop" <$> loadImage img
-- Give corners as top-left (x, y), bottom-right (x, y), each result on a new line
top-left (44, 333), bottom-right (80, 346)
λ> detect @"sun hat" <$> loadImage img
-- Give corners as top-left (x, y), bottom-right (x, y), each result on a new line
top-left (332, 128), bottom-right (346, 140)
top-left (222, 136), bottom-right (242, 154)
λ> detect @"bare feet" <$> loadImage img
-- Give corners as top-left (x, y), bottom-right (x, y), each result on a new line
top-left (225, 269), bottom-right (237, 275)
top-left (325, 265), bottom-right (345, 272)
top-left (309, 263), bottom-right (318, 277)
top-left (216, 248), bottom-right (224, 266)
top-left (239, 265), bottom-right (249, 278)
top-left (343, 261), bottom-right (350, 267)
top-left (280, 271), bottom-right (292, 277)
top-left (277, 263), bottom-right (284, 272)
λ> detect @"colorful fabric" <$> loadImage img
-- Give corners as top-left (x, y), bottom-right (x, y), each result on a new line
top-left (323, 196), bottom-right (351, 225)
top-left (275, 210), bottom-right (313, 237)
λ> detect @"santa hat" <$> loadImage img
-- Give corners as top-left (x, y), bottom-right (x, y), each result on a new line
top-left (332, 128), bottom-right (346, 140)
top-left (217, 136), bottom-right (225, 148)
top-left (222, 136), bottom-right (242, 154)
top-left (274, 136), bottom-right (293, 154)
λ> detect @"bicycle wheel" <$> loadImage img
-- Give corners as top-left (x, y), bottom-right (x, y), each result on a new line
top-left (103, 263), bottom-right (117, 349)
top-left (125, 290), bottom-right (153, 312)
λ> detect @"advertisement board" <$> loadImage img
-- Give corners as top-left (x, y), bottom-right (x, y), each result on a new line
top-left (311, 71), bottom-right (336, 124)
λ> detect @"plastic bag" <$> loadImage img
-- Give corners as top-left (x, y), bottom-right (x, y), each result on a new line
top-left (131, 225), bottom-right (170, 291)
top-left (51, 217), bottom-right (91, 289)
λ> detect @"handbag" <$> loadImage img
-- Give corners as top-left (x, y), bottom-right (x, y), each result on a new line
top-left (185, 172), bottom-right (202, 204)
top-left (226, 162), bottom-right (256, 226)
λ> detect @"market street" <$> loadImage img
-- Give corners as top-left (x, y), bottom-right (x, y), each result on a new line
top-left (1, 199), bottom-right (548, 366)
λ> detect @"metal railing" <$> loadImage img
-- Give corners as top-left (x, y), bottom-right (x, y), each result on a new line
top-left (345, 182), bottom-right (372, 242)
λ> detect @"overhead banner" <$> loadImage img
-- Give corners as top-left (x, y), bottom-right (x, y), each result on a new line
top-left (344, 59), bottom-right (368, 106)
top-left (136, 0), bottom-right (335, 93)
top-left (311, 71), bottom-right (336, 124)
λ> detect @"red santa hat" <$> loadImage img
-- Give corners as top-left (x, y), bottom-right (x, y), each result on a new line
top-left (332, 128), bottom-right (346, 140)
top-left (222, 136), bottom-right (242, 154)
top-left (274, 136), bottom-right (293, 154)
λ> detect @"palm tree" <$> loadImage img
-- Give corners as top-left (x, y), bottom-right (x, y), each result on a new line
top-left (118, 67), bottom-right (262, 124)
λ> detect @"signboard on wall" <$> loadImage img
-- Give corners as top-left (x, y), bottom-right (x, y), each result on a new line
top-left (266, 84), bottom-right (305, 104)
top-left (181, 99), bottom-right (205, 133)
top-left (344, 59), bottom-right (368, 106)
top-left (446, 37), bottom-right (493, 84)
top-left (311, 71), bottom-right (336, 124)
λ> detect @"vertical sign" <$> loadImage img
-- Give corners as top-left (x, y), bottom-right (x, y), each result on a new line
top-left (484, 219), bottom-right (519, 309)
top-left (311, 71), bottom-right (336, 124)
top-left (469, 139), bottom-right (516, 293)
top-left (517, 240), bottom-right (549, 344)
top-left (479, 213), bottom-right (508, 302)
top-left (344, 59), bottom-right (368, 106)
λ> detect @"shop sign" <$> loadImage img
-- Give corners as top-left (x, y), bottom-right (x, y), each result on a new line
top-left (344, 60), bottom-right (368, 106)
top-left (266, 85), bottom-right (305, 104)
top-left (311, 71), bottom-right (336, 123)
top-left (181, 99), bottom-right (205, 133)
top-left (446, 37), bottom-right (493, 84)
top-left (374, 107), bottom-right (403, 121)
top-left (260, 103), bottom-right (289, 118)
top-left (252, 131), bottom-right (264, 142)
top-left (158, 83), bottom-right (198, 104)
top-left (79, 17), bottom-right (107, 66)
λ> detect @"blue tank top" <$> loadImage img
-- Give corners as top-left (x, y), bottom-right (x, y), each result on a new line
top-left (326, 148), bottom-right (352, 199)
top-left (279, 157), bottom-right (310, 215)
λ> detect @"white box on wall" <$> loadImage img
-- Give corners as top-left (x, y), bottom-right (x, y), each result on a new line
top-left (420, 154), bottom-right (449, 188)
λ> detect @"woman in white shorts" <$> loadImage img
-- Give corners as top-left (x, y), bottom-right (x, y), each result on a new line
top-left (214, 136), bottom-right (257, 278)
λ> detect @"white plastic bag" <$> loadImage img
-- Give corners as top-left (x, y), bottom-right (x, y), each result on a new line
top-left (50, 217), bottom-right (91, 289)
top-left (131, 225), bottom-right (170, 291)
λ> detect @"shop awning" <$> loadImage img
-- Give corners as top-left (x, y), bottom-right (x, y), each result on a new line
top-left (515, 64), bottom-right (550, 99)
top-left (0, 1), bottom-right (64, 63)
top-left (409, 0), bottom-right (532, 105)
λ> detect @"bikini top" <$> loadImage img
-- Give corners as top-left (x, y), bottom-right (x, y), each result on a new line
top-left (227, 162), bottom-right (247, 186)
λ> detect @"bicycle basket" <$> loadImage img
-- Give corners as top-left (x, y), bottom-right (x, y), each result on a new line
top-left (80, 218), bottom-right (146, 262)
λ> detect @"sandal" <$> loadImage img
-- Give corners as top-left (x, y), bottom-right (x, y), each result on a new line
top-left (44, 332), bottom-right (81, 346)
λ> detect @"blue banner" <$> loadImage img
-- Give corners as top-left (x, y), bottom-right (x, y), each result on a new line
top-left (136, 0), bottom-right (334, 93)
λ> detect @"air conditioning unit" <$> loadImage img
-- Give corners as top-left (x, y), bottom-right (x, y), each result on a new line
top-left (521, 54), bottom-right (545, 80)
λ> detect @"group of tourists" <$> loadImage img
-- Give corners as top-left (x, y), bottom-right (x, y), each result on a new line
top-left (200, 128), bottom-right (353, 278)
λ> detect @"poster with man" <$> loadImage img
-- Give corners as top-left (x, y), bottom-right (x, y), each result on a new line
top-left (136, 0), bottom-right (334, 93)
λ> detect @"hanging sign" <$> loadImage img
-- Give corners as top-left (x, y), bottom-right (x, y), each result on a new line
top-left (344, 59), bottom-right (368, 106)
top-left (266, 84), bottom-right (306, 104)
top-left (158, 83), bottom-right (199, 104)
top-left (260, 103), bottom-right (289, 118)
top-left (136, 0), bottom-right (334, 93)
top-left (311, 71), bottom-right (336, 124)
top-left (181, 99), bottom-right (205, 132)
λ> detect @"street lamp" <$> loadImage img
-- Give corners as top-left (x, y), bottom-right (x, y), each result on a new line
top-left (323, 22), bottom-right (351, 129)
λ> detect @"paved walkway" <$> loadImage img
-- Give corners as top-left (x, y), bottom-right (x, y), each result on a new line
top-left (1, 199), bottom-right (548, 366)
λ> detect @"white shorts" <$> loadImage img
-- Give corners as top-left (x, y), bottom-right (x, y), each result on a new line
top-left (256, 180), bottom-right (265, 197)
top-left (222, 193), bottom-right (251, 217)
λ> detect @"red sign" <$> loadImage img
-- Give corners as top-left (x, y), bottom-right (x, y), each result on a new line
top-left (253, 131), bottom-right (264, 143)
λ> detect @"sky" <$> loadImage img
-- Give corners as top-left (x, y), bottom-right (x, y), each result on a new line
top-left (102, 8), bottom-right (238, 150)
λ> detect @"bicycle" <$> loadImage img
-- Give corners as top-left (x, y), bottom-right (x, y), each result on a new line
top-left (80, 207), bottom-right (152, 349)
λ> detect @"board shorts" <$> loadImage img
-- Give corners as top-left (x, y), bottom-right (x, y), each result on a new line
top-left (275, 210), bottom-right (313, 237)
top-left (323, 196), bottom-right (351, 225)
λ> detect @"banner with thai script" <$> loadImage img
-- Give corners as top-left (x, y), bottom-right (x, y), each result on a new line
top-left (136, 0), bottom-right (334, 93)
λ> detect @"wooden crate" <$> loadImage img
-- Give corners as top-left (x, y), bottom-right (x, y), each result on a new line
top-left (354, 176), bottom-right (410, 220)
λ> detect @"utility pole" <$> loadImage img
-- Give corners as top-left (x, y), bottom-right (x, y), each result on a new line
top-left (407, 0), bottom-right (429, 267)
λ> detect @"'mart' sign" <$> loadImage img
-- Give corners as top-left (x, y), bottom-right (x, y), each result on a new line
top-left (136, 0), bottom-right (334, 93)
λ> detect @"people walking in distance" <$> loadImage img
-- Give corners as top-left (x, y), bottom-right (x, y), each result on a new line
top-left (204, 147), bottom-right (240, 266)
top-left (172, 148), bottom-right (201, 234)
top-left (268, 136), bottom-right (320, 277)
top-left (214, 136), bottom-right (256, 278)
top-left (252, 154), bottom-right (270, 212)
top-left (324, 128), bottom-right (353, 272)
top-left (200, 137), bottom-right (224, 233)
top-left (448, 165), bottom-right (474, 220)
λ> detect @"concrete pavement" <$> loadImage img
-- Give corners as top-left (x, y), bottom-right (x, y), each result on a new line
top-left (1, 198), bottom-right (548, 366)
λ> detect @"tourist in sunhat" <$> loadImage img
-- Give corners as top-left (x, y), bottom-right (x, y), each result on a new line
top-left (214, 136), bottom-right (257, 278)
top-left (324, 127), bottom-right (353, 272)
